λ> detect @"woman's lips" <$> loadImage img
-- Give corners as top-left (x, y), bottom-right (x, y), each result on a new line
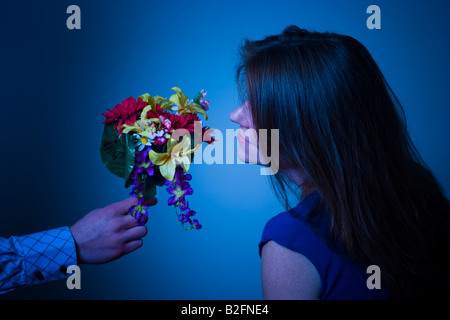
top-left (237, 132), bottom-right (247, 144)
top-left (237, 127), bottom-right (250, 144)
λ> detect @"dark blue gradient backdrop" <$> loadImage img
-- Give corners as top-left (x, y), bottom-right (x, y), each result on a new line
top-left (1, 0), bottom-right (449, 299)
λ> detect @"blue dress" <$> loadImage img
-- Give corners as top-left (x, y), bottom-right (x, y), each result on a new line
top-left (259, 193), bottom-right (390, 300)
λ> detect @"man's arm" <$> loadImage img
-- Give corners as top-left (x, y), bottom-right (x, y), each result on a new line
top-left (0, 197), bottom-right (155, 294)
top-left (69, 197), bottom-right (151, 264)
top-left (0, 226), bottom-right (77, 294)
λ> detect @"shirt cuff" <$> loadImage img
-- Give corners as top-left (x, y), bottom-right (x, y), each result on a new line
top-left (13, 226), bottom-right (78, 287)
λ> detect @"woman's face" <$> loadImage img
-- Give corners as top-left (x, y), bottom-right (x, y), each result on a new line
top-left (229, 101), bottom-right (300, 181)
top-left (229, 101), bottom-right (260, 164)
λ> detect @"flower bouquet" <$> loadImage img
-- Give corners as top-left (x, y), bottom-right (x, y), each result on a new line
top-left (100, 87), bottom-right (213, 229)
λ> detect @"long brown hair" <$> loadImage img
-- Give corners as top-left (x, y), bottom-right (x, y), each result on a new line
top-left (236, 26), bottom-right (450, 299)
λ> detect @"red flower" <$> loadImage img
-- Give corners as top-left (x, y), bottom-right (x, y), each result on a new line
top-left (102, 97), bottom-right (147, 134)
top-left (147, 105), bottom-right (214, 144)
top-left (146, 105), bottom-right (201, 133)
top-left (202, 126), bottom-right (215, 145)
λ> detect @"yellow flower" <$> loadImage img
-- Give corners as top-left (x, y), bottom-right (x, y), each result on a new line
top-left (119, 103), bottom-right (161, 138)
top-left (169, 87), bottom-right (208, 120)
top-left (148, 136), bottom-right (200, 181)
top-left (139, 93), bottom-right (174, 111)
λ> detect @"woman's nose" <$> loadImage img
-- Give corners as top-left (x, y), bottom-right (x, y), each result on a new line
top-left (229, 106), bottom-right (242, 124)
top-left (230, 102), bottom-right (251, 127)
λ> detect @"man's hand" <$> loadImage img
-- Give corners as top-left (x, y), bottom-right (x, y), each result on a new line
top-left (69, 197), bottom-right (157, 264)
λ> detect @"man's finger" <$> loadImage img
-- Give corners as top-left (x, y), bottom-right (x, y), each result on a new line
top-left (123, 239), bottom-right (143, 254)
top-left (122, 226), bottom-right (148, 242)
top-left (104, 197), bottom-right (139, 216)
top-left (120, 215), bottom-right (140, 229)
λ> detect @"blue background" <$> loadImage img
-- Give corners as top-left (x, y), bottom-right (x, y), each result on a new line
top-left (1, 0), bottom-right (449, 299)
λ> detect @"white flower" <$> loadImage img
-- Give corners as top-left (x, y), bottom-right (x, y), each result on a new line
top-left (134, 133), bottom-right (153, 151)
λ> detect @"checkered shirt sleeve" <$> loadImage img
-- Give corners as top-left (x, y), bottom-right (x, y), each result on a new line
top-left (0, 226), bottom-right (77, 294)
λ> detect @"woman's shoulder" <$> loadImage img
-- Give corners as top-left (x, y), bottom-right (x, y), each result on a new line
top-left (259, 193), bottom-right (329, 258)
top-left (258, 203), bottom-right (332, 266)
top-left (261, 239), bottom-right (321, 299)
top-left (259, 194), bottom-right (390, 300)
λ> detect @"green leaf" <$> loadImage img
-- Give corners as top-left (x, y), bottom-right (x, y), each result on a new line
top-left (123, 133), bottom-right (136, 188)
top-left (193, 92), bottom-right (202, 104)
top-left (187, 102), bottom-right (208, 120)
top-left (151, 164), bottom-right (166, 186)
top-left (154, 95), bottom-right (166, 105)
top-left (170, 87), bottom-right (189, 107)
top-left (160, 100), bottom-right (174, 111)
top-left (100, 123), bottom-right (127, 179)
top-left (100, 123), bottom-right (136, 186)
top-left (138, 93), bottom-right (154, 107)
top-left (143, 178), bottom-right (157, 200)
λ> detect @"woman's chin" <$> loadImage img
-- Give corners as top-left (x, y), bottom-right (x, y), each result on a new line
top-left (237, 143), bottom-right (261, 164)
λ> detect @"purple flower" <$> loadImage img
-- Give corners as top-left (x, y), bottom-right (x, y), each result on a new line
top-left (199, 90), bottom-right (210, 111)
top-left (167, 179), bottom-right (193, 206)
top-left (129, 203), bottom-right (149, 226)
top-left (192, 219), bottom-right (202, 230)
top-left (179, 202), bottom-right (195, 216)
top-left (166, 166), bottom-right (194, 206)
top-left (174, 166), bottom-right (192, 182)
top-left (130, 180), bottom-right (144, 197)
top-left (135, 162), bottom-right (154, 176)
top-left (164, 165), bottom-right (202, 230)
top-left (178, 213), bottom-right (189, 223)
top-left (164, 179), bottom-right (172, 186)
top-left (135, 145), bottom-right (151, 163)
top-left (126, 144), bottom-right (156, 225)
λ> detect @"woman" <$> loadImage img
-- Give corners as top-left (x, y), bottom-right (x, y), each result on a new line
top-left (230, 25), bottom-right (449, 299)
